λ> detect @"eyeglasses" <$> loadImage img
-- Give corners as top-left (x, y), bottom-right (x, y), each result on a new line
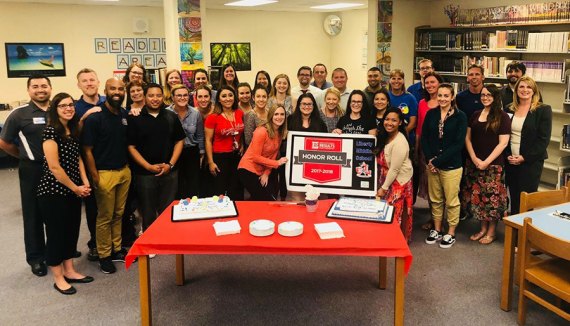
top-left (480, 93), bottom-right (492, 98)
top-left (419, 66), bottom-right (433, 71)
top-left (174, 94), bottom-right (189, 98)
top-left (57, 103), bottom-right (75, 109)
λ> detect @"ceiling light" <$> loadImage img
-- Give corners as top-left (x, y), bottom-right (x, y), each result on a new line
top-left (225, 0), bottom-right (278, 7)
top-left (311, 3), bottom-right (364, 10)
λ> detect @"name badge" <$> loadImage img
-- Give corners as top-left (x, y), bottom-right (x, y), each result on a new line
top-left (122, 118), bottom-right (128, 126)
top-left (33, 117), bottom-right (46, 124)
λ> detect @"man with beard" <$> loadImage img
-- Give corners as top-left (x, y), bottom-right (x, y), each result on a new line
top-left (363, 67), bottom-right (383, 111)
top-left (0, 75), bottom-right (51, 276)
top-left (82, 78), bottom-right (131, 274)
top-left (127, 84), bottom-right (184, 234)
top-left (501, 61), bottom-right (526, 111)
top-left (291, 66), bottom-right (324, 109)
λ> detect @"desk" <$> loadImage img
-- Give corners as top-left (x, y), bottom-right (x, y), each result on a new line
top-left (500, 202), bottom-right (570, 311)
top-left (126, 199), bottom-right (412, 326)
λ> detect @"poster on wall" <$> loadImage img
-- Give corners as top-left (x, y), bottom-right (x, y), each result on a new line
top-left (5, 43), bottom-right (66, 78)
top-left (286, 131), bottom-right (377, 197)
top-left (377, 0), bottom-right (393, 86)
top-left (210, 42), bottom-right (251, 71)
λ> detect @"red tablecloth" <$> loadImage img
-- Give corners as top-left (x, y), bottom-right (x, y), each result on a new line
top-left (126, 199), bottom-right (413, 274)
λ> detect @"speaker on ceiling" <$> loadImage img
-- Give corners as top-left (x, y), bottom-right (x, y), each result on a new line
top-left (133, 17), bottom-right (149, 34)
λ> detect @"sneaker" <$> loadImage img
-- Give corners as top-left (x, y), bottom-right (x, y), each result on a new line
top-left (87, 248), bottom-right (99, 262)
top-left (111, 249), bottom-right (128, 263)
top-left (439, 234), bottom-right (456, 249)
top-left (99, 257), bottom-right (116, 274)
top-left (425, 229), bottom-right (443, 244)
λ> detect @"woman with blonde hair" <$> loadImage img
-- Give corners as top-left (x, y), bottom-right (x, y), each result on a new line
top-left (268, 73), bottom-right (293, 200)
top-left (268, 73), bottom-right (293, 115)
top-left (505, 76), bottom-right (552, 214)
top-left (319, 87), bottom-right (344, 133)
top-left (163, 69), bottom-right (182, 105)
top-left (238, 105), bottom-right (288, 200)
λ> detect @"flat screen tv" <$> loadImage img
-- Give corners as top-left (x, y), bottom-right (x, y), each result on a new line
top-left (5, 43), bottom-right (66, 78)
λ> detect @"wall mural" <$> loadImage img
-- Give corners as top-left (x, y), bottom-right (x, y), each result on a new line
top-left (179, 0), bottom-right (204, 89)
top-left (377, 0), bottom-right (392, 87)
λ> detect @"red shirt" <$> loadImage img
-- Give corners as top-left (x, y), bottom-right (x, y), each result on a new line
top-left (416, 99), bottom-right (436, 139)
top-left (205, 110), bottom-right (245, 153)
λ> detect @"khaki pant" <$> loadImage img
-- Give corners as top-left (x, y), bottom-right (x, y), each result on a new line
top-left (427, 167), bottom-right (462, 227)
top-left (95, 166), bottom-right (131, 259)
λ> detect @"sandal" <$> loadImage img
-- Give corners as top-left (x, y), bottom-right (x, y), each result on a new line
top-left (470, 231), bottom-right (486, 241)
top-left (421, 220), bottom-right (434, 230)
top-left (479, 235), bottom-right (495, 245)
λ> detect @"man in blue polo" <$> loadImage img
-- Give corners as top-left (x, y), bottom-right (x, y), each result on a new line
top-left (75, 68), bottom-right (105, 262)
top-left (456, 64), bottom-right (485, 121)
top-left (82, 78), bottom-right (132, 274)
top-left (0, 75), bottom-right (51, 276)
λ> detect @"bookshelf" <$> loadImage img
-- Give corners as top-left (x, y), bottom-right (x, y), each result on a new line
top-left (414, 22), bottom-right (570, 189)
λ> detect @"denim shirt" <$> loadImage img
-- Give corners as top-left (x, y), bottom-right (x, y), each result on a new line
top-left (167, 105), bottom-right (205, 153)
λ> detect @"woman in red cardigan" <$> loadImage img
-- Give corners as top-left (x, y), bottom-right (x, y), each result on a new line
top-left (238, 105), bottom-right (288, 200)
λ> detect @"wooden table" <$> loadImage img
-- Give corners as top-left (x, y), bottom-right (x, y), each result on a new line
top-left (500, 202), bottom-right (570, 311)
top-left (126, 200), bottom-right (413, 325)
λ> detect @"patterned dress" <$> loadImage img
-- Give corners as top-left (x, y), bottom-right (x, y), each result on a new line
top-left (377, 151), bottom-right (414, 242)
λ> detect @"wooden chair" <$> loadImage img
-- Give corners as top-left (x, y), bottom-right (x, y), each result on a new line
top-left (517, 218), bottom-right (570, 325)
top-left (516, 187), bottom-right (568, 280)
top-left (520, 187), bottom-right (568, 213)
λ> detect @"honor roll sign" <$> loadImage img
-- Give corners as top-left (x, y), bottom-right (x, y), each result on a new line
top-left (286, 131), bottom-right (377, 197)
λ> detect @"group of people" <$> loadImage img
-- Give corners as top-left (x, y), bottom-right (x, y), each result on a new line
top-left (0, 59), bottom-right (552, 295)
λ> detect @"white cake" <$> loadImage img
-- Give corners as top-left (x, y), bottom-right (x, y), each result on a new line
top-left (278, 221), bottom-right (303, 237)
top-left (314, 222), bottom-right (345, 239)
top-left (172, 195), bottom-right (237, 221)
top-left (249, 219), bottom-right (275, 237)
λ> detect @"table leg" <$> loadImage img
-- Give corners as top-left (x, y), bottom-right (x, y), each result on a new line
top-left (500, 225), bottom-right (515, 311)
top-left (175, 254), bottom-right (185, 286)
top-left (139, 255), bottom-right (152, 326)
top-left (394, 257), bottom-right (404, 326)
top-left (378, 257), bottom-right (387, 289)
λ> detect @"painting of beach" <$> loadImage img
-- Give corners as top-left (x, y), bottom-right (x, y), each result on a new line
top-left (5, 43), bottom-right (66, 77)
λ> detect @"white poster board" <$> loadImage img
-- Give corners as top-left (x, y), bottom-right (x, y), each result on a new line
top-left (285, 131), bottom-right (377, 197)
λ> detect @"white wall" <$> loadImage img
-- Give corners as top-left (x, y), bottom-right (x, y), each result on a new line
top-left (0, 2), bottom-right (164, 104)
top-left (203, 9), bottom-right (333, 87)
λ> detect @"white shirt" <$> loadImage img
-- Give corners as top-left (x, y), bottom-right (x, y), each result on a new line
top-left (291, 85), bottom-right (324, 109)
top-left (510, 115), bottom-right (525, 156)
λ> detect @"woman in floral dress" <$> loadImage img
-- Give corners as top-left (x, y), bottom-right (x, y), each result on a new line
top-left (376, 107), bottom-right (414, 242)
top-left (461, 84), bottom-right (511, 245)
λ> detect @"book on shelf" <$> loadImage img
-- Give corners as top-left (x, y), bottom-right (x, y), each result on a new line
top-left (416, 29), bottom-right (570, 53)
top-left (563, 124), bottom-right (570, 150)
top-left (454, 3), bottom-right (570, 27)
top-left (559, 167), bottom-right (570, 189)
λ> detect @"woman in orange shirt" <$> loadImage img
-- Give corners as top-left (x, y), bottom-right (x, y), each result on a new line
top-left (238, 105), bottom-right (288, 200)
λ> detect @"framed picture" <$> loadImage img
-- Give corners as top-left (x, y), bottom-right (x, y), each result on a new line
top-left (109, 38), bottom-right (121, 53)
top-left (117, 55), bottom-right (129, 69)
top-left (130, 54), bottom-right (142, 65)
top-left (210, 42), bottom-right (251, 71)
top-left (155, 54), bottom-right (167, 68)
top-left (94, 38), bottom-right (107, 53)
top-left (5, 43), bottom-right (66, 78)
top-left (143, 54), bottom-right (155, 68)
top-left (122, 38), bottom-right (135, 53)
top-left (148, 38), bottom-right (161, 53)
top-left (136, 38), bottom-right (148, 53)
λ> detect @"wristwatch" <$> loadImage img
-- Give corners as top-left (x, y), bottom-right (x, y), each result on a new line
top-left (168, 162), bottom-right (174, 169)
